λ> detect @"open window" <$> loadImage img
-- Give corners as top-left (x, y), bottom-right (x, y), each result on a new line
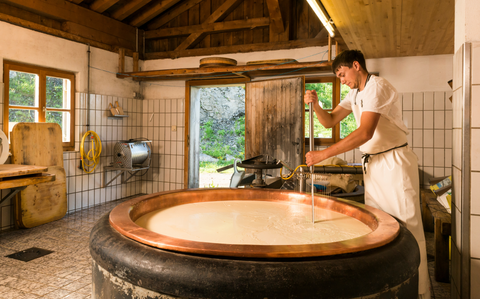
top-left (304, 76), bottom-right (353, 146)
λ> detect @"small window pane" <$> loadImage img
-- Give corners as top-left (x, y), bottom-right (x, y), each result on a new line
top-left (340, 84), bottom-right (351, 101)
top-left (305, 111), bottom-right (332, 138)
top-left (46, 76), bottom-right (71, 109)
top-left (305, 83), bottom-right (333, 109)
top-left (8, 71), bottom-right (38, 107)
top-left (47, 111), bottom-right (70, 142)
top-left (339, 84), bottom-right (356, 138)
top-left (340, 113), bottom-right (357, 139)
top-left (9, 109), bottom-right (37, 135)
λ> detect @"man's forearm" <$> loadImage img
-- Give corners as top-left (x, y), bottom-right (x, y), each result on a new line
top-left (313, 104), bottom-right (336, 128)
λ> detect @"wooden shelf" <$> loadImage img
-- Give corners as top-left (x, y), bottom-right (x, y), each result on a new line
top-left (116, 60), bottom-right (333, 82)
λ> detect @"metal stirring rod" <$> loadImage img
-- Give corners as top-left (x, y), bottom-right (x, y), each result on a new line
top-left (309, 102), bottom-right (315, 224)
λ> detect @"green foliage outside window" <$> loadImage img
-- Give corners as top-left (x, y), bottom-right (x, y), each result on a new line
top-left (9, 71), bottom-right (66, 129)
top-left (304, 82), bottom-right (356, 140)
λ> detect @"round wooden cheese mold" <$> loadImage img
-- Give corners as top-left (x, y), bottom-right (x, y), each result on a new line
top-left (199, 57), bottom-right (237, 68)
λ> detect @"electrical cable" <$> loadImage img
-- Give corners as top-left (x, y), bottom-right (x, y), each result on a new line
top-left (80, 131), bottom-right (102, 173)
top-left (280, 163), bottom-right (359, 180)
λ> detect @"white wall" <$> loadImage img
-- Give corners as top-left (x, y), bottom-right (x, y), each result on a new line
top-left (367, 55), bottom-right (453, 93)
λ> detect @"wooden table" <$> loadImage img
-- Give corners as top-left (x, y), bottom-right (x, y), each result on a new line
top-left (0, 164), bottom-right (55, 205)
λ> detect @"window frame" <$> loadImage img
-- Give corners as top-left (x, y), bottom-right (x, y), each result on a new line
top-left (3, 61), bottom-right (75, 150)
top-left (304, 76), bottom-right (342, 146)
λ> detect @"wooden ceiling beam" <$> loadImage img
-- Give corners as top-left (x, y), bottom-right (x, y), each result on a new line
top-left (2, 0), bottom-right (136, 45)
top-left (175, 0), bottom-right (244, 51)
top-left (265, 0), bottom-right (284, 34)
top-left (0, 10), bottom-right (134, 55)
top-left (68, 0), bottom-right (84, 4)
top-left (117, 60), bottom-right (332, 81)
top-left (129, 0), bottom-right (181, 27)
top-left (146, 0), bottom-right (203, 30)
top-left (89, 0), bottom-right (120, 13)
top-left (145, 17), bottom-right (270, 39)
top-left (111, 0), bottom-right (153, 21)
top-left (150, 38), bottom-right (328, 59)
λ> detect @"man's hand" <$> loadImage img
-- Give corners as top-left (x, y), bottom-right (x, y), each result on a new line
top-left (305, 150), bottom-right (326, 167)
top-left (304, 90), bottom-right (321, 107)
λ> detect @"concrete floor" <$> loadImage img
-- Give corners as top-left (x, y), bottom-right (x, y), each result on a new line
top-left (0, 195), bottom-right (451, 298)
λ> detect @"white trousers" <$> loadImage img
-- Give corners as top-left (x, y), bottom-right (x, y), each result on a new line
top-left (363, 146), bottom-right (431, 299)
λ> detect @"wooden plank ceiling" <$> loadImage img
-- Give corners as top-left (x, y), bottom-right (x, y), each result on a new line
top-left (321, 0), bottom-right (455, 59)
top-left (0, 0), bottom-right (338, 60)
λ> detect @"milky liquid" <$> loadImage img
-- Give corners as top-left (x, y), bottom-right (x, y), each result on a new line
top-left (135, 200), bottom-right (372, 245)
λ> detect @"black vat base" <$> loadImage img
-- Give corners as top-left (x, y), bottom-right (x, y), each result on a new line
top-left (90, 214), bottom-right (420, 299)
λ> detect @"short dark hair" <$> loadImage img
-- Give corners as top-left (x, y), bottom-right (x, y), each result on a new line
top-left (332, 50), bottom-right (368, 74)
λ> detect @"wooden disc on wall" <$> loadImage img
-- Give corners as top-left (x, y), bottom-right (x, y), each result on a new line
top-left (199, 57), bottom-right (237, 68)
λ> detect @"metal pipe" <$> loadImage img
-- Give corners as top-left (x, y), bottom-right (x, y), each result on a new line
top-left (309, 102), bottom-right (315, 223)
top-left (87, 44), bottom-right (91, 129)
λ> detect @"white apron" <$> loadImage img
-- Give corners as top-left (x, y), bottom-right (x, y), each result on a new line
top-left (363, 146), bottom-right (430, 299)
top-left (339, 76), bottom-right (431, 299)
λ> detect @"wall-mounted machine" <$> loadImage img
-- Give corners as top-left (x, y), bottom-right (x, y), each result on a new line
top-left (103, 139), bottom-right (151, 187)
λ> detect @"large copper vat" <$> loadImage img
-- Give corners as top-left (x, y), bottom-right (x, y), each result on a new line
top-left (90, 188), bottom-right (420, 298)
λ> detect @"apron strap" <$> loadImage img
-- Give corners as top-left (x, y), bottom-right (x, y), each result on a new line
top-left (361, 143), bottom-right (408, 174)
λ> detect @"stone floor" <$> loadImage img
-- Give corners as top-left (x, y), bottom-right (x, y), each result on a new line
top-left (0, 196), bottom-right (451, 299)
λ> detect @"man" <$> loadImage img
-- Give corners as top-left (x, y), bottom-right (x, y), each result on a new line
top-left (305, 50), bottom-right (430, 299)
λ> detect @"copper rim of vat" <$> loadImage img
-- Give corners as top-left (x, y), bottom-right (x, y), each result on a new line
top-left (109, 188), bottom-right (400, 258)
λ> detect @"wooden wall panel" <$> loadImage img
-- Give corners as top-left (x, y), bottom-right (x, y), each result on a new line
top-left (198, 0), bottom-right (211, 48)
top-left (251, 0), bottom-right (264, 44)
top-left (296, 0), bottom-right (309, 40)
top-left (210, 0), bottom-right (223, 47)
top-left (232, 4), bottom-right (244, 46)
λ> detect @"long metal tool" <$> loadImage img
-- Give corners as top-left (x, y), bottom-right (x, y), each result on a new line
top-left (309, 102), bottom-right (315, 223)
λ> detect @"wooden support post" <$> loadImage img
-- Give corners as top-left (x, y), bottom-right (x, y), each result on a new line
top-left (118, 48), bottom-right (125, 74)
top-left (133, 52), bottom-right (139, 72)
top-left (328, 35), bottom-right (332, 61)
top-left (335, 41), bottom-right (339, 56)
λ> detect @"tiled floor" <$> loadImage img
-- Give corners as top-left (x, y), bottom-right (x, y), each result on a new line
top-left (0, 197), bottom-right (451, 299)
top-left (0, 198), bottom-right (130, 299)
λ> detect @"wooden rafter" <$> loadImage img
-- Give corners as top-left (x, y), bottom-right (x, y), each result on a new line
top-left (2, 0), bottom-right (136, 43)
top-left (146, 0), bottom-right (203, 30)
top-left (145, 17), bottom-right (270, 39)
top-left (111, 0), bottom-right (153, 21)
top-left (265, 0), bottom-right (284, 34)
top-left (0, 10), bottom-right (132, 55)
top-left (68, 0), bottom-right (84, 4)
top-left (129, 0), bottom-right (181, 27)
top-left (89, 0), bottom-right (120, 13)
top-left (175, 0), bottom-right (244, 51)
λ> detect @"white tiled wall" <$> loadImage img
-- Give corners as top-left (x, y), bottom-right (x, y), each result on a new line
top-left (315, 90), bottom-right (453, 187)
top-left (451, 41), bottom-right (480, 299)
top-left (0, 92), bottom-right (147, 231)
top-left (141, 98), bottom-right (185, 194)
top-left (471, 42), bottom-right (480, 299)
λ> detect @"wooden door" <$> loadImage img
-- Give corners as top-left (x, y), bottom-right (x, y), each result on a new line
top-left (245, 76), bottom-right (305, 174)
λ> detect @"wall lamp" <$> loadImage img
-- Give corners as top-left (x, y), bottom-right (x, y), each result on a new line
top-left (306, 0), bottom-right (335, 37)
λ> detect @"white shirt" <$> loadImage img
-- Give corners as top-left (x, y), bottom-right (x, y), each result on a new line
top-left (338, 75), bottom-right (409, 153)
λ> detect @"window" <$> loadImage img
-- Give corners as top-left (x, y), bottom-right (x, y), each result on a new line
top-left (305, 76), bottom-right (354, 146)
top-left (3, 61), bottom-right (75, 150)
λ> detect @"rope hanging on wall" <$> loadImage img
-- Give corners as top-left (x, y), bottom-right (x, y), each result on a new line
top-left (80, 131), bottom-right (102, 173)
